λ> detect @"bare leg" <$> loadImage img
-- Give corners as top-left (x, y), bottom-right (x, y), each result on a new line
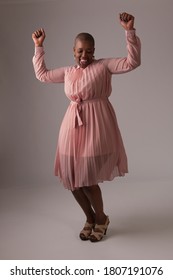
top-left (83, 185), bottom-right (107, 224)
top-left (71, 188), bottom-right (95, 224)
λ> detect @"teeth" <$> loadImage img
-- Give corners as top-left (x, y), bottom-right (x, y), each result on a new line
top-left (81, 59), bottom-right (87, 63)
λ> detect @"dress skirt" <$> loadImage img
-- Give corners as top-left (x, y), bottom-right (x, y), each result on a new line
top-left (54, 97), bottom-right (128, 191)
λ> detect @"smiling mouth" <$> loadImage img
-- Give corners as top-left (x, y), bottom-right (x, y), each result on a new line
top-left (80, 59), bottom-right (88, 64)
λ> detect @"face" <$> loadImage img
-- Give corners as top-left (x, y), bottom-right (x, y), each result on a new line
top-left (73, 40), bottom-right (95, 68)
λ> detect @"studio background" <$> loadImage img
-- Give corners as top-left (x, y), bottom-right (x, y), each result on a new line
top-left (0, 0), bottom-right (173, 260)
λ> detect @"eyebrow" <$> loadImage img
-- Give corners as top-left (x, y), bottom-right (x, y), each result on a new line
top-left (77, 48), bottom-right (92, 51)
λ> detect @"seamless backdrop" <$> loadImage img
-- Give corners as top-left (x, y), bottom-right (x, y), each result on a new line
top-left (0, 0), bottom-right (173, 188)
top-left (0, 0), bottom-right (173, 260)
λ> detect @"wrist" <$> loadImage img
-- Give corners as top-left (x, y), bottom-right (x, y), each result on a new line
top-left (125, 27), bottom-right (135, 31)
top-left (35, 44), bottom-right (43, 47)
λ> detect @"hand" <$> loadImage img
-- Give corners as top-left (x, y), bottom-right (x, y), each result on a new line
top-left (32, 28), bottom-right (46, 47)
top-left (119, 12), bottom-right (135, 30)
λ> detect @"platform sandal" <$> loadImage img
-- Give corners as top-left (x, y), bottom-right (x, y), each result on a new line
top-left (79, 222), bottom-right (95, 241)
top-left (90, 216), bottom-right (110, 242)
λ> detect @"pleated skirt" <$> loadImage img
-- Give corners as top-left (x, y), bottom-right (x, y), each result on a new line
top-left (54, 98), bottom-right (128, 190)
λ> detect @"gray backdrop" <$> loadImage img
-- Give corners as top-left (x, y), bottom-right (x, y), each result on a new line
top-left (0, 0), bottom-right (173, 188)
top-left (1, 0), bottom-right (173, 261)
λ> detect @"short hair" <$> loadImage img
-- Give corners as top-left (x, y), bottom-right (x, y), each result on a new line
top-left (74, 32), bottom-right (95, 47)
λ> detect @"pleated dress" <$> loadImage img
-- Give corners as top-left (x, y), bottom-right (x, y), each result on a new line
top-left (33, 30), bottom-right (141, 191)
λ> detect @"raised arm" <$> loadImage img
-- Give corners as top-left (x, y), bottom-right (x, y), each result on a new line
top-left (32, 28), bottom-right (65, 83)
top-left (104, 12), bottom-right (141, 74)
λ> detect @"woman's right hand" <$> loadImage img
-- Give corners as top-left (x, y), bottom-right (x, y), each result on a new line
top-left (32, 28), bottom-right (46, 47)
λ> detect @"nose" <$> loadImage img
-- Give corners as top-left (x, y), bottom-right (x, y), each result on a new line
top-left (81, 51), bottom-right (87, 58)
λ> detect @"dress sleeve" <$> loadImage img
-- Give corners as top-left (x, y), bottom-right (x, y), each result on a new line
top-left (103, 30), bottom-right (141, 74)
top-left (32, 47), bottom-right (66, 83)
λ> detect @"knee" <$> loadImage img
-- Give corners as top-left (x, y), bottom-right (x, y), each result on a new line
top-left (83, 185), bottom-right (98, 194)
top-left (83, 186), bottom-right (92, 193)
top-left (71, 188), bottom-right (84, 197)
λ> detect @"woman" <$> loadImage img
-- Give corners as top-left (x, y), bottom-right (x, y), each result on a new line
top-left (32, 12), bottom-right (141, 242)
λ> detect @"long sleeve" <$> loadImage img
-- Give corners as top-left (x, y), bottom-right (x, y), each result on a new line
top-left (32, 47), bottom-right (66, 83)
top-left (103, 29), bottom-right (141, 74)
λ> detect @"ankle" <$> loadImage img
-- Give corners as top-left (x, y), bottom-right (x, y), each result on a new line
top-left (86, 218), bottom-right (95, 224)
top-left (86, 214), bottom-right (95, 224)
top-left (95, 213), bottom-right (107, 225)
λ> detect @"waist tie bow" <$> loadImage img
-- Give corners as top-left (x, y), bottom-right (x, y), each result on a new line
top-left (70, 96), bottom-right (109, 128)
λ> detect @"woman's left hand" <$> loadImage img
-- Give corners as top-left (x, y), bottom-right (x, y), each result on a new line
top-left (119, 12), bottom-right (135, 30)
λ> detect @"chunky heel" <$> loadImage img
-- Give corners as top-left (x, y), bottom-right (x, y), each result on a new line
top-left (90, 216), bottom-right (110, 242)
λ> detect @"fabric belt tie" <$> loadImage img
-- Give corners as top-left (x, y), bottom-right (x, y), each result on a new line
top-left (70, 96), bottom-right (108, 128)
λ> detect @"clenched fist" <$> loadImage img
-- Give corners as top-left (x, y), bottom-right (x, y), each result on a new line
top-left (32, 28), bottom-right (46, 47)
top-left (119, 12), bottom-right (135, 30)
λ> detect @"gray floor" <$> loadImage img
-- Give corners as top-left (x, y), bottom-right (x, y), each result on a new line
top-left (0, 179), bottom-right (173, 260)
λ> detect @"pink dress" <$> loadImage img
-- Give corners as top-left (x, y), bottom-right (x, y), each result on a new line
top-left (33, 30), bottom-right (141, 191)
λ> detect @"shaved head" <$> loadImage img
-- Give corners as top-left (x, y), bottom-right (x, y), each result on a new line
top-left (74, 32), bottom-right (95, 47)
